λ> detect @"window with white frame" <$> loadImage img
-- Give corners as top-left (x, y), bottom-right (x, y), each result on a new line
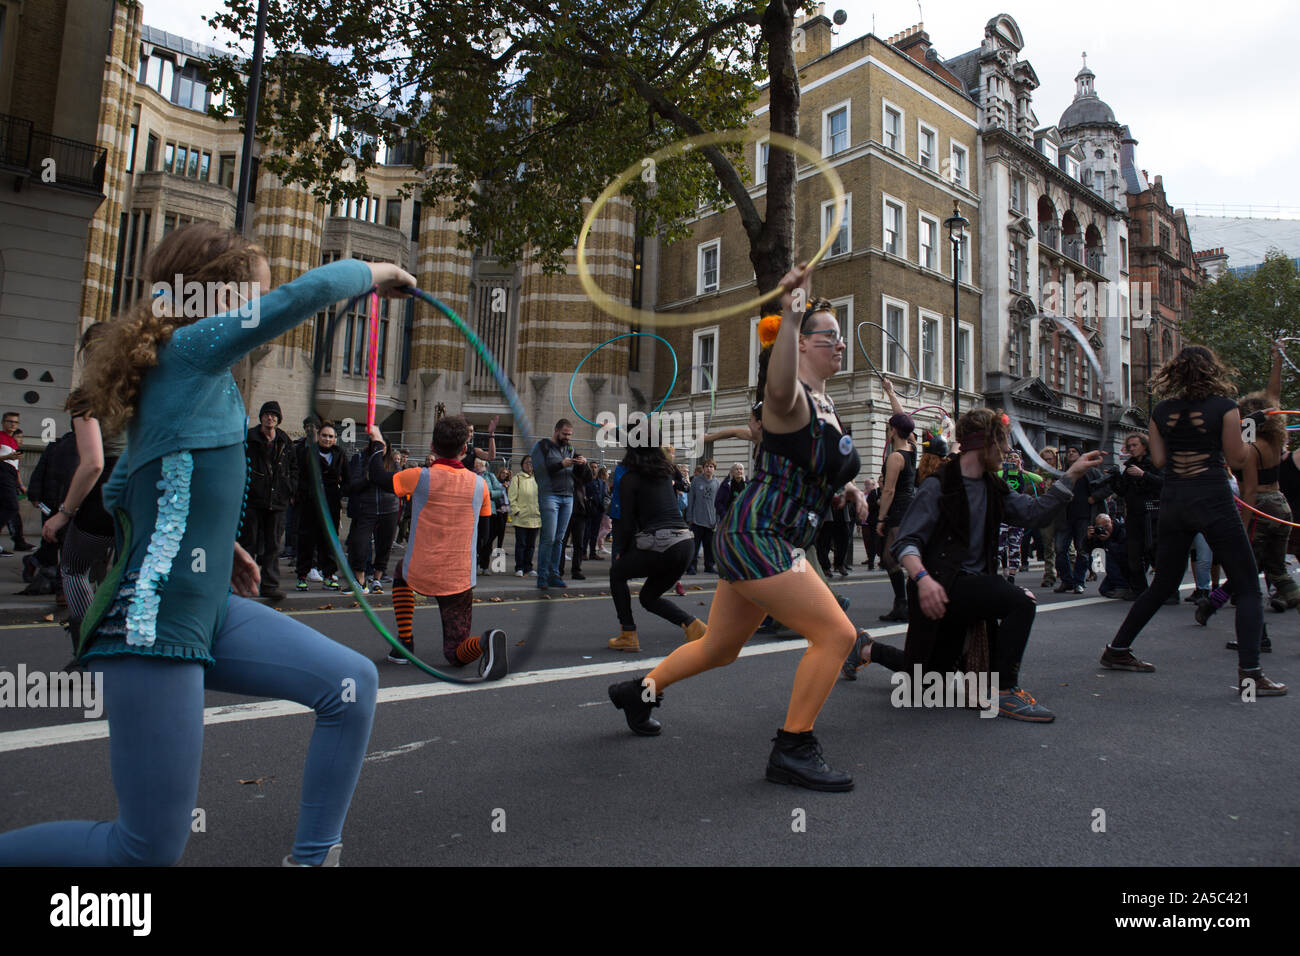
top-left (953, 233), bottom-right (969, 282)
top-left (949, 142), bottom-right (968, 187)
top-left (883, 195), bottom-right (904, 257)
top-left (882, 298), bottom-right (908, 375)
top-left (918, 122), bottom-right (937, 171)
top-left (918, 212), bottom-right (938, 270)
top-left (829, 296), bottom-right (854, 375)
top-left (693, 327), bottom-right (718, 393)
top-left (1040, 140), bottom-right (1058, 165)
top-left (697, 239), bottom-right (720, 294)
top-left (883, 100), bottom-right (903, 153)
top-left (920, 311), bottom-right (941, 383)
top-left (1066, 157), bottom-right (1080, 180)
top-left (823, 101), bottom-right (850, 156)
top-left (756, 137), bottom-right (769, 185)
top-left (821, 195), bottom-right (851, 257)
top-left (958, 323), bottom-right (973, 391)
top-left (1010, 174), bottom-right (1025, 212)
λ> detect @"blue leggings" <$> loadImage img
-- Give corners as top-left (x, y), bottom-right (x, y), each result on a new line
top-left (0, 596), bottom-right (377, 866)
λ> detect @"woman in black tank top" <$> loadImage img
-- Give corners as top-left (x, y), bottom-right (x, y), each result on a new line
top-left (876, 377), bottom-right (917, 622)
top-left (1103, 346), bottom-right (1285, 695)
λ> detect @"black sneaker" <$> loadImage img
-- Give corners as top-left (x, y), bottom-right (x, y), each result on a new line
top-left (12, 540), bottom-right (34, 552)
top-left (878, 601), bottom-right (907, 622)
top-left (609, 679), bottom-right (662, 736)
top-left (841, 629), bottom-right (873, 681)
top-left (766, 729), bottom-right (854, 791)
top-left (1100, 645), bottom-right (1156, 672)
top-left (296, 579), bottom-right (309, 591)
top-left (478, 628), bottom-right (508, 681)
top-left (386, 649), bottom-right (411, 665)
top-left (1185, 589), bottom-right (1209, 604)
top-left (1195, 600), bottom-right (1217, 626)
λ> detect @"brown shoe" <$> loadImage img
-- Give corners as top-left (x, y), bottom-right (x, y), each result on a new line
top-left (608, 630), bottom-right (640, 652)
top-left (1238, 668), bottom-right (1287, 697)
top-left (682, 619), bottom-right (706, 642)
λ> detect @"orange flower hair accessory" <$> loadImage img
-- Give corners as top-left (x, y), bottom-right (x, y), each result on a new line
top-left (758, 314), bottom-right (782, 348)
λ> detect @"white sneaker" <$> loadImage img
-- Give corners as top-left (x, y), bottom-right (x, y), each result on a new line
top-left (307, 568), bottom-right (323, 582)
top-left (515, 570), bottom-right (524, 577)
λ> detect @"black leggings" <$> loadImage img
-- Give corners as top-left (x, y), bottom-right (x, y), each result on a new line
top-left (59, 520), bottom-right (114, 643)
top-left (610, 538), bottom-right (695, 630)
top-left (348, 510), bottom-right (399, 578)
top-left (1111, 480), bottom-right (1262, 669)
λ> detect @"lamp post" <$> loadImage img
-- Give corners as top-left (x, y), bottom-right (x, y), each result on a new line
top-left (944, 204), bottom-right (970, 421)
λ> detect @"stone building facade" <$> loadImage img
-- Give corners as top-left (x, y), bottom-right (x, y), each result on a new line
top-left (0, 0), bottom-right (111, 478)
top-left (945, 17), bottom-right (1133, 456)
top-left (73, 10), bottom-right (649, 462)
top-left (653, 12), bottom-right (982, 475)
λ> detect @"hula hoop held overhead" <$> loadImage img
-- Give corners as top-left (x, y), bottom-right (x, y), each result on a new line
top-left (854, 321), bottom-right (922, 400)
top-left (305, 285), bottom-right (554, 684)
top-left (575, 130), bottom-right (845, 328)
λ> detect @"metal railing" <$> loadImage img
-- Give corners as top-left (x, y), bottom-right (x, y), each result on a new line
top-left (1085, 249), bottom-right (1104, 273)
top-left (1063, 238), bottom-right (1083, 264)
top-left (1038, 224), bottom-right (1059, 251)
top-left (0, 112), bottom-right (106, 191)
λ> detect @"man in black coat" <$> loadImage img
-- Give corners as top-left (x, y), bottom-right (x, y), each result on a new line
top-left (295, 419), bottom-right (346, 590)
top-left (843, 409), bottom-right (1103, 722)
top-left (241, 400), bottom-right (297, 599)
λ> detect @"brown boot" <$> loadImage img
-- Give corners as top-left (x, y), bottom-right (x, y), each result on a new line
top-left (682, 619), bottom-right (706, 642)
top-left (1238, 668), bottom-right (1287, 697)
top-left (608, 630), bottom-right (640, 652)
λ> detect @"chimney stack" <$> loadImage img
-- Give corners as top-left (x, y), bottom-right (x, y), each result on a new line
top-left (794, 3), bottom-right (833, 66)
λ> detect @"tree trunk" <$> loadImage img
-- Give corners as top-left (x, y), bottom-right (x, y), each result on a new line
top-left (750, 0), bottom-right (801, 299)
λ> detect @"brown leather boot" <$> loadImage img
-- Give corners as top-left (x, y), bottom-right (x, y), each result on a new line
top-left (682, 619), bottom-right (706, 642)
top-left (1238, 668), bottom-right (1287, 697)
top-left (608, 630), bottom-right (640, 652)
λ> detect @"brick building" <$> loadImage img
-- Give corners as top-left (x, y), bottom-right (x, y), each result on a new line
top-left (652, 10), bottom-right (982, 474)
top-left (1122, 165), bottom-right (1207, 416)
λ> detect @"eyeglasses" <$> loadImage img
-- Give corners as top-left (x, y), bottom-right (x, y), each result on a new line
top-left (800, 328), bottom-right (846, 347)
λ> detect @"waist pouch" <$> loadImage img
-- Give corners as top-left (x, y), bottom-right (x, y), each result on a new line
top-left (636, 527), bottom-right (694, 552)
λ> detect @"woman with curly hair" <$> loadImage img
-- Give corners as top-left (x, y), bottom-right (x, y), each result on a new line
top-left (0, 223), bottom-right (417, 866)
top-left (1100, 345), bottom-right (1285, 695)
top-left (608, 264), bottom-right (867, 791)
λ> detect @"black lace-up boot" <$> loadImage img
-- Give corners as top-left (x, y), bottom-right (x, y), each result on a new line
top-left (766, 729), bottom-right (854, 792)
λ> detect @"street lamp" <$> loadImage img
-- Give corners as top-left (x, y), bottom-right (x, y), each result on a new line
top-left (944, 204), bottom-right (970, 420)
top-left (234, 0), bottom-right (269, 234)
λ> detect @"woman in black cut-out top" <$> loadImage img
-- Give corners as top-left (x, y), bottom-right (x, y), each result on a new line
top-left (1100, 346), bottom-right (1285, 696)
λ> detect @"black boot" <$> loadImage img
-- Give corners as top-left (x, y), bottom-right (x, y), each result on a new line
top-left (608, 678), bottom-right (663, 736)
top-left (879, 570), bottom-right (908, 621)
top-left (766, 729), bottom-right (853, 792)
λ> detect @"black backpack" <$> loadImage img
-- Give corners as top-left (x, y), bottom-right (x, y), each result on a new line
top-left (27, 430), bottom-right (79, 510)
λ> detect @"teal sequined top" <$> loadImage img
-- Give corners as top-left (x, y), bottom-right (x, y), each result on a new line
top-left (79, 258), bottom-right (374, 665)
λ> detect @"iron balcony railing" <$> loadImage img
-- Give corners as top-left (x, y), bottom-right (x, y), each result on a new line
top-left (0, 112), bottom-right (106, 191)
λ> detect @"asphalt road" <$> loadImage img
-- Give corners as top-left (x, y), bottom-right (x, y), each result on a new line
top-left (1, 569), bottom-right (1296, 867)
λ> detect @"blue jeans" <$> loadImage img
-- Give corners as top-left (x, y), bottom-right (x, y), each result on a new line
top-left (0, 596), bottom-right (377, 866)
top-left (1191, 532), bottom-right (1212, 591)
top-left (538, 494), bottom-right (573, 584)
top-left (1055, 518), bottom-right (1091, 587)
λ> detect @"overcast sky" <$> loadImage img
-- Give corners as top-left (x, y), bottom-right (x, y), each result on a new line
top-left (144, 0), bottom-right (1298, 220)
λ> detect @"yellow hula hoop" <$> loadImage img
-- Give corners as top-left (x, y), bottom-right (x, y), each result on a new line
top-left (575, 130), bottom-right (846, 328)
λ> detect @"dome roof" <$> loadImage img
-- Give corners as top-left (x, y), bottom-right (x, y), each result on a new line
top-left (1060, 96), bottom-right (1117, 130)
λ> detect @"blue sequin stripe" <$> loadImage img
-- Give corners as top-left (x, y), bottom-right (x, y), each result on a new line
top-left (125, 451), bottom-right (193, 647)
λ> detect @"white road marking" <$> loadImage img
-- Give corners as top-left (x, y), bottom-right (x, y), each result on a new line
top-left (0, 591), bottom-right (1163, 753)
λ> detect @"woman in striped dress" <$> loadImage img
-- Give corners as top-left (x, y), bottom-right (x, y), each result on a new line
top-left (609, 262), bottom-right (866, 791)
